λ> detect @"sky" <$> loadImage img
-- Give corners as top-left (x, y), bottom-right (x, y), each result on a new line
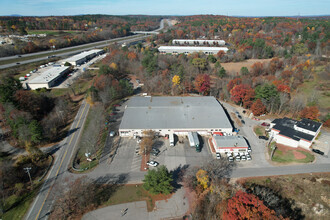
top-left (0, 0), bottom-right (329, 16)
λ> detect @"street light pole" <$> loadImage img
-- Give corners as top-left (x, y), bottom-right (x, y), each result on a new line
top-left (24, 167), bottom-right (33, 189)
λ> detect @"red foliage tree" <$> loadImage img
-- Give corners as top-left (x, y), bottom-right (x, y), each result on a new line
top-left (251, 62), bottom-right (264, 76)
top-left (276, 84), bottom-right (291, 93)
top-left (127, 51), bottom-right (137, 61)
top-left (300, 106), bottom-right (320, 120)
top-left (217, 50), bottom-right (225, 58)
top-left (230, 84), bottom-right (255, 107)
top-left (227, 78), bottom-right (242, 92)
top-left (223, 190), bottom-right (279, 220)
top-left (251, 99), bottom-right (267, 116)
top-left (194, 74), bottom-right (211, 95)
top-left (281, 70), bottom-right (293, 80)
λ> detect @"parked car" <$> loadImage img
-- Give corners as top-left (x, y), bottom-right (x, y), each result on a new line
top-left (247, 147), bottom-right (252, 153)
top-left (258, 136), bottom-right (268, 140)
top-left (235, 156), bottom-right (241, 162)
top-left (242, 110), bottom-right (246, 114)
top-left (137, 137), bottom-right (142, 143)
top-left (261, 122), bottom-right (270, 127)
top-left (253, 117), bottom-right (260, 121)
top-left (216, 153), bottom-right (221, 159)
top-left (241, 120), bottom-right (245, 124)
top-left (312, 149), bottom-right (324, 155)
top-left (110, 112), bottom-right (116, 116)
top-left (241, 155), bottom-right (247, 161)
top-left (109, 131), bottom-right (115, 137)
top-left (151, 148), bottom-right (160, 156)
top-left (228, 156), bottom-right (234, 162)
top-left (237, 115), bottom-right (242, 119)
top-left (114, 104), bottom-right (120, 107)
top-left (246, 154), bottom-right (252, 161)
top-left (16, 62), bottom-right (20, 65)
top-left (235, 111), bottom-right (239, 114)
top-left (147, 161), bottom-right (159, 167)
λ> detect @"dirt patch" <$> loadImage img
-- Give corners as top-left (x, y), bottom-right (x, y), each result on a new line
top-left (208, 138), bottom-right (216, 153)
top-left (230, 112), bottom-right (242, 127)
top-left (140, 152), bottom-right (150, 172)
top-left (293, 151), bottom-right (307, 159)
top-left (221, 58), bottom-right (272, 75)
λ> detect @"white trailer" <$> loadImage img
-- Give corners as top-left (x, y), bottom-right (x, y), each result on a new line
top-left (187, 132), bottom-right (195, 147)
top-left (169, 133), bottom-right (174, 147)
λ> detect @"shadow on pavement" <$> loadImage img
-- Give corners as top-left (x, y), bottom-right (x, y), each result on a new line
top-left (171, 164), bottom-right (190, 191)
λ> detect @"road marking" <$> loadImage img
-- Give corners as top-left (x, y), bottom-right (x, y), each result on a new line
top-left (34, 103), bottom-right (88, 220)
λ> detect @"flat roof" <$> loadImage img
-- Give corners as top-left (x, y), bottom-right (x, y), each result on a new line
top-left (158, 46), bottom-right (228, 52)
top-left (62, 49), bottom-right (103, 63)
top-left (213, 135), bottom-right (248, 148)
top-left (28, 66), bottom-right (69, 84)
top-left (119, 96), bottom-right (232, 131)
top-left (173, 39), bottom-right (225, 43)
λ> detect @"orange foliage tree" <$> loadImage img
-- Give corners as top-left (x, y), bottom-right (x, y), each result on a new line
top-left (127, 51), bottom-right (137, 61)
top-left (251, 62), bottom-right (264, 76)
top-left (251, 99), bottom-right (267, 116)
top-left (230, 84), bottom-right (255, 108)
top-left (227, 78), bottom-right (242, 92)
top-left (222, 190), bottom-right (280, 220)
top-left (300, 106), bottom-right (320, 120)
top-left (194, 74), bottom-right (211, 95)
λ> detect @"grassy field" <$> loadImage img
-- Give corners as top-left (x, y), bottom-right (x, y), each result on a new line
top-left (268, 143), bottom-right (315, 163)
top-left (253, 126), bottom-right (265, 136)
top-left (242, 173), bottom-right (330, 219)
top-left (104, 184), bottom-right (171, 212)
top-left (28, 30), bottom-right (81, 35)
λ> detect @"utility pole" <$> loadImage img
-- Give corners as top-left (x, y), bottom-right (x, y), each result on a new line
top-left (24, 167), bottom-right (33, 189)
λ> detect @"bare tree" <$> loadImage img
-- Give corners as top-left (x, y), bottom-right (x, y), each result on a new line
top-left (278, 92), bottom-right (290, 114)
top-left (290, 94), bottom-right (306, 117)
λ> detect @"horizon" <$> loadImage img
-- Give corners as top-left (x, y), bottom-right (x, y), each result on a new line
top-left (1, 0), bottom-right (329, 17)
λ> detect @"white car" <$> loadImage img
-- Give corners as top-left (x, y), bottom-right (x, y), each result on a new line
top-left (109, 131), bottom-right (115, 137)
top-left (147, 161), bottom-right (159, 167)
top-left (246, 154), bottom-right (252, 161)
top-left (241, 155), bottom-right (247, 161)
top-left (247, 147), bottom-right (252, 153)
top-left (228, 156), bottom-right (234, 162)
top-left (216, 153), bottom-right (221, 159)
top-left (235, 156), bottom-right (241, 162)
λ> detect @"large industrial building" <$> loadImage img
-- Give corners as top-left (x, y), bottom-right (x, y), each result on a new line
top-left (158, 46), bottom-right (228, 55)
top-left (27, 66), bottom-right (70, 90)
top-left (119, 96), bottom-right (233, 137)
top-left (172, 39), bottom-right (226, 46)
top-left (61, 49), bottom-right (104, 66)
top-left (270, 117), bottom-right (322, 149)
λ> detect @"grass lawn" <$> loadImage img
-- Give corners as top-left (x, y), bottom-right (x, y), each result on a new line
top-left (105, 184), bottom-right (171, 212)
top-left (253, 126), bottom-right (265, 136)
top-left (269, 144), bottom-right (315, 163)
top-left (1, 182), bottom-right (42, 220)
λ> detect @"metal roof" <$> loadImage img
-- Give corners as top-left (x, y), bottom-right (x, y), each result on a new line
top-left (28, 66), bottom-right (69, 84)
top-left (119, 96), bottom-right (233, 130)
top-left (172, 39), bottom-right (226, 45)
top-left (62, 49), bottom-right (103, 63)
top-left (158, 46), bottom-right (228, 52)
top-left (213, 136), bottom-right (248, 148)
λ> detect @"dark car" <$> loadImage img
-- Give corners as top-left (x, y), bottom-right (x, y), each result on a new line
top-left (312, 149), bottom-right (324, 155)
top-left (238, 115), bottom-right (242, 119)
top-left (261, 122), bottom-right (270, 127)
top-left (241, 120), bottom-right (245, 124)
top-left (151, 148), bottom-right (160, 156)
top-left (258, 136), bottom-right (269, 140)
top-left (16, 62), bottom-right (20, 65)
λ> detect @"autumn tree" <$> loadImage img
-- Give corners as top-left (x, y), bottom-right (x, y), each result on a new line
top-left (251, 99), bottom-right (267, 116)
top-left (194, 74), bottom-right (211, 95)
top-left (223, 190), bottom-right (280, 220)
top-left (251, 62), bottom-right (264, 76)
top-left (172, 75), bottom-right (180, 86)
top-left (196, 169), bottom-right (209, 190)
top-left (227, 78), bottom-right (242, 92)
top-left (127, 51), bottom-right (137, 60)
top-left (300, 106), bottom-right (319, 120)
top-left (192, 58), bottom-right (208, 72)
top-left (217, 50), bottom-right (225, 59)
top-left (230, 84), bottom-right (255, 108)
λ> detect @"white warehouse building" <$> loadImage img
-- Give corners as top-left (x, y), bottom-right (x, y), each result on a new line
top-left (119, 96), bottom-right (233, 137)
top-left (172, 39), bottom-right (226, 46)
top-left (61, 49), bottom-right (104, 66)
top-left (158, 46), bottom-right (228, 55)
top-left (27, 66), bottom-right (70, 90)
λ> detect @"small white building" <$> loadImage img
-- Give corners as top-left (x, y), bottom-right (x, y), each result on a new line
top-left (119, 96), bottom-right (233, 137)
top-left (212, 135), bottom-right (249, 154)
top-left (27, 66), bottom-right (70, 90)
top-left (61, 49), bottom-right (103, 66)
top-left (172, 39), bottom-right (226, 46)
top-left (270, 117), bottom-right (322, 149)
top-left (158, 46), bottom-right (228, 55)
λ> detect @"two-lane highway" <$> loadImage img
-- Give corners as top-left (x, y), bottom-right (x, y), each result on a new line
top-left (25, 100), bottom-right (90, 220)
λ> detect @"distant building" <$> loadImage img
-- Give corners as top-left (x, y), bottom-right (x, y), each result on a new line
top-left (158, 46), bottom-right (228, 55)
top-left (119, 96), bottom-right (233, 137)
top-left (61, 49), bottom-right (103, 66)
top-left (27, 66), bottom-right (70, 90)
top-left (270, 117), bottom-right (322, 149)
top-left (212, 135), bottom-right (249, 154)
top-left (172, 39), bottom-right (226, 46)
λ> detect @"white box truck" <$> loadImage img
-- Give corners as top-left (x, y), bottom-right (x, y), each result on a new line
top-left (188, 132), bottom-right (195, 148)
top-left (192, 132), bottom-right (201, 152)
top-left (169, 133), bottom-right (174, 147)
